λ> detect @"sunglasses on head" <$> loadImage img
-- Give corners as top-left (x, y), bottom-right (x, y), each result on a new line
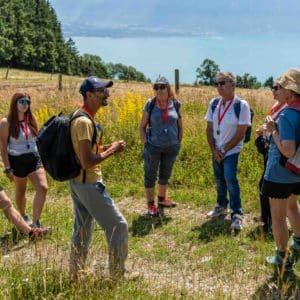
top-left (17, 98), bottom-right (31, 105)
top-left (214, 80), bottom-right (228, 87)
top-left (153, 84), bottom-right (167, 91)
top-left (271, 85), bottom-right (282, 91)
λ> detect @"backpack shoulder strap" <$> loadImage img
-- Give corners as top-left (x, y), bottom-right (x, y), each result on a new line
top-left (70, 110), bottom-right (97, 146)
top-left (173, 99), bottom-right (181, 118)
top-left (148, 97), bottom-right (156, 115)
top-left (233, 97), bottom-right (241, 119)
top-left (148, 97), bottom-right (156, 127)
top-left (234, 97), bottom-right (254, 123)
top-left (69, 110), bottom-right (98, 184)
top-left (211, 97), bottom-right (220, 114)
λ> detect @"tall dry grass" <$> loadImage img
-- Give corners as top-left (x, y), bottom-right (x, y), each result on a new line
top-left (1, 69), bottom-right (297, 299)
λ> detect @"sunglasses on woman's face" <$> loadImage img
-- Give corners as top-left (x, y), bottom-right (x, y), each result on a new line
top-left (17, 98), bottom-right (31, 105)
top-left (153, 85), bottom-right (167, 91)
top-left (271, 85), bottom-right (282, 91)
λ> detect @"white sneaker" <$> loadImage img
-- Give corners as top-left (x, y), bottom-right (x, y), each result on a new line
top-left (207, 206), bottom-right (227, 218)
top-left (231, 214), bottom-right (243, 230)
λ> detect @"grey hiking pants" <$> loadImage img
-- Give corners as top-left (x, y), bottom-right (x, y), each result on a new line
top-left (69, 180), bottom-right (128, 278)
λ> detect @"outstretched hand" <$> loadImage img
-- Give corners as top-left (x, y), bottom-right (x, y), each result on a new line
top-left (110, 140), bottom-right (126, 154)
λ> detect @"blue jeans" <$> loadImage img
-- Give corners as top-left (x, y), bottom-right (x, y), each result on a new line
top-left (212, 153), bottom-right (243, 217)
top-left (143, 143), bottom-right (180, 188)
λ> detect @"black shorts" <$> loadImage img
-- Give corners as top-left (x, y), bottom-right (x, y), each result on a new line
top-left (8, 152), bottom-right (42, 178)
top-left (262, 179), bottom-right (300, 199)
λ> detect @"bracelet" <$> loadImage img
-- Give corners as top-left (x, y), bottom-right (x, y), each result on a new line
top-left (4, 167), bottom-right (13, 174)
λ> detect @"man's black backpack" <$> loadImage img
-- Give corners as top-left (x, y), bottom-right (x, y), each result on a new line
top-left (36, 110), bottom-right (96, 181)
top-left (211, 97), bottom-right (254, 143)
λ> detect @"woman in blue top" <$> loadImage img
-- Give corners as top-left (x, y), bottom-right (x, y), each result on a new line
top-left (140, 76), bottom-right (183, 216)
top-left (262, 69), bottom-right (300, 275)
top-left (254, 79), bottom-right (287, 233)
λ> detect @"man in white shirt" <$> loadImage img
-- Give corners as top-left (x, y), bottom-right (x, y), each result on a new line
top-left (205, 72), bottom-right (251, 230)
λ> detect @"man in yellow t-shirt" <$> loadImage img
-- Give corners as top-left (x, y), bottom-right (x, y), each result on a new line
top-left (71, 115), bottom-right (102, 183)
top-left (69, 76), bottom-right (127, 281)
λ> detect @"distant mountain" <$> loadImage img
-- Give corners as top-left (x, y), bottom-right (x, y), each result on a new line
top-left (49, 0), bottom-right (300, 37)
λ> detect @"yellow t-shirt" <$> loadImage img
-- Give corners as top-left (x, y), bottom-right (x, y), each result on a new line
top-left (70, 110), bottom-right (102, 183)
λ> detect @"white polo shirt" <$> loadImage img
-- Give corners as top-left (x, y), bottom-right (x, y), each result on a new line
top-left (205, 96), bottom-right (251, 157)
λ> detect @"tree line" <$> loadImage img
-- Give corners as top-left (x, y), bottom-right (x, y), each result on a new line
top-left (0, 0), bottom-right (150, 82)
top-left (196, 59), bottom-right (274, 89)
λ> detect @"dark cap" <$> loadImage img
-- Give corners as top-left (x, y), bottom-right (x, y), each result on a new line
top-left (79, 76), bottom-right (113, 94)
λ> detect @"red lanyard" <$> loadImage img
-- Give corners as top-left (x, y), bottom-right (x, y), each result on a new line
top-left (156, 98), bottom-right (169, 124)
top-left (82, 105), bottom-right (95, 120)
top-left (268, 103), bottom-right (286, 121)
top-left (19, 114), bottom-right (29, 142)
top-left (218, 98), bottom-right (234, 126)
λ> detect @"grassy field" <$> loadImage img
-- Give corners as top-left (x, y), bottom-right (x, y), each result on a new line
top-left (0, 69), bottom-right (299, 299)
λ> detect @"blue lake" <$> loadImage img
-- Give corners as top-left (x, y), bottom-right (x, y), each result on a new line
top-left (73, 34), bottom-right (300, 84)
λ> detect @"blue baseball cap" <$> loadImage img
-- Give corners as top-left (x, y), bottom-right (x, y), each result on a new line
top-left (79, 76), bottom-right (113, 94)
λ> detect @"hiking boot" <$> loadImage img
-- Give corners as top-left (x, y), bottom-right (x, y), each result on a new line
top-left (266, 250), bottom-right (294, 276)
top-left (147, 204), bottom-right (159, 217)
top-left (23, 214), bottom-right (32, 226)
top-left (206, 206), bottom-right (227, 218)
top-left (30, 220), bottom-right (43, 228)
top-left (290, 238), bottom-right (300, 263)
top-left (158, 198), bottom-right (177, 208)
top-left (28, 226), bottom-right (52, 241)
top-left (231, 214), bottom-right (243, 230)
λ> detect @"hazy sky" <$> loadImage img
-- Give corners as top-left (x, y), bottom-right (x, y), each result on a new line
top-left (49, 0), bottom-right (300, 34)
top-left (48, 0), bottom-right (300, 82)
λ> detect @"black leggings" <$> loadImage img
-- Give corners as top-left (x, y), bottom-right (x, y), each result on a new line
top-left (259, 172), bottom-right (271, 232)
